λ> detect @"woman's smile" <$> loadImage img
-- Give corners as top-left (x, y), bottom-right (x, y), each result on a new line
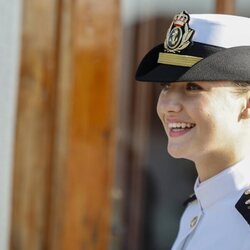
top-left (157, 81), bottom-right (245, 162)
top-left (166, 120), bottom-right (196, 137)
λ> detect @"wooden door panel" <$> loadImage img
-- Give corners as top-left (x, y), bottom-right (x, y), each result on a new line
top-left (11, 0), bottom-right (120, 249)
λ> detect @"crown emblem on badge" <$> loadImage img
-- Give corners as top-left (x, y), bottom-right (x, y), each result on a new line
top-left (173, 11), bottom-right (189, 26)
top-left (164, 11), bottom-right (195, 53)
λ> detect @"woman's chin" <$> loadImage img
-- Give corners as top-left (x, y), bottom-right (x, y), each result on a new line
top-left (167, 145), bottom-right (191, 159)
top-left (167, 148), bottom-right (183, 158)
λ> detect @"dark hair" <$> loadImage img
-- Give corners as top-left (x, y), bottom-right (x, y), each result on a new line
top-left (232, 81), bottom-right (250, 95)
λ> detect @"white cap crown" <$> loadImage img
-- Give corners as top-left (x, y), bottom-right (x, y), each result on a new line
top-left (190, 14), bottom-right (250, 48)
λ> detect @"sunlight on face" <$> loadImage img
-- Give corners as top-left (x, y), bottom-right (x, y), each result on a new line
top-left (157, 81), bottom-right (246, 163)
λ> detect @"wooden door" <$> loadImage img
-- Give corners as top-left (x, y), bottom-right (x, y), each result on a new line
top-left (10, 0), bottom-right (121, 249)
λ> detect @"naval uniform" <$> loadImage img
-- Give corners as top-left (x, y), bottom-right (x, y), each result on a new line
top-left (134, 10), bottom-right (250, 249)
top-left (172, 158), bottom-right (250, 250)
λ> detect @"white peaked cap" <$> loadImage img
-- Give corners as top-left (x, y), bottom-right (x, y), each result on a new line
top-left (190, 14), bottom-right (250, 48)
top-left (136, 11), bottom-right (250, 83)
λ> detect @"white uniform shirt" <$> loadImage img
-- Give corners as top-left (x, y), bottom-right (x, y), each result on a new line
top-left (172, 159), bottom-right (250, 250)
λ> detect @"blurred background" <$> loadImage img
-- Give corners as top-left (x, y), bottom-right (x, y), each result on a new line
top-left (1, 0), bottom-right (249, 250)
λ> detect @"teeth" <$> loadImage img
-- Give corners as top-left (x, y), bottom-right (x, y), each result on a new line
top-left (168, 122), bottom-right (195, 129)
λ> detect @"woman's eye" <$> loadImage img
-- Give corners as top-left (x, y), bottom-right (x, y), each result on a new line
top-left (186, 82), bottom-right (203, 91)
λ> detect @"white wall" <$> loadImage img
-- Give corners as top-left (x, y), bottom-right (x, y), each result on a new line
top-left (0, 1), bottom-right (22, 249)
top-left (122, 0), bottom-right (250, 25)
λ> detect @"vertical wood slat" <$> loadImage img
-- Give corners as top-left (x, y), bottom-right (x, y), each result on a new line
top-left (46, 0), bottom-right (73, 248)
top-left (216, 0), bottom-right (236, 14)
top-left (59, 1), bottom-right (120, 248)
top-left (10, 0), bottom-right (59, 249)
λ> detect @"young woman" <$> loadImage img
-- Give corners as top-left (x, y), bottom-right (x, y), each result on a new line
top-left (136, 11), bottom-right (250, 249)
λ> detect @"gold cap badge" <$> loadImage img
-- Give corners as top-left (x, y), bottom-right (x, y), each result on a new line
top-left (164, 10), bottom-right (194, 53)
top-left (157, 11), bottom-right (202, 67)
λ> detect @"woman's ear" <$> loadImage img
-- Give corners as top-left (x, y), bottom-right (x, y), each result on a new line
top-left (240, 98), bottom-right (250, 119)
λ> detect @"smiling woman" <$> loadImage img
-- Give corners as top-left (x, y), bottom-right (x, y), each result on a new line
top-left (136, 11), bottom-right (250, 250)
top-left (157, 81), bottom-right (250, 182)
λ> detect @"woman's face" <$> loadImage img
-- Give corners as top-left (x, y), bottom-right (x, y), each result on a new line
top-left (157, 81), bottom-right (246, 162)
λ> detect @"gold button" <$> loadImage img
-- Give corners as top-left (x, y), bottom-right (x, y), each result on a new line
top-left (244, 189), bottom-right (250, 195)
top-left (190, 216), bottom-right (198, 228)
top-left (245, 199), bottom-right (250, 205)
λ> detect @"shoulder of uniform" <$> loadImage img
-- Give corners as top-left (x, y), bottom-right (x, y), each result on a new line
top-left (235, 188), bottom-right (250, 225)
top-left (183, 193), bottom-right (197, 207)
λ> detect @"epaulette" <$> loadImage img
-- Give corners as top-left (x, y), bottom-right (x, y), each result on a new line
top-left (235, 188), bottom-right (250, 224)
top-left (183, 193), bottom-right (197, 207)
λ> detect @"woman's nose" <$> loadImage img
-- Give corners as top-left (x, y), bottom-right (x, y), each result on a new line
top-left (157, 91), bottom-right (183, 116)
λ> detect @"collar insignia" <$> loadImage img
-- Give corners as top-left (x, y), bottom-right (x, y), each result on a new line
top-left (164, 11), bottom-right (195, 53)
top-left (235, 188), bottom-right (250, 225)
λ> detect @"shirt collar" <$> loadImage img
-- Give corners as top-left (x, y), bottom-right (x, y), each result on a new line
top-left (194, 158), bottom-right (250, 209)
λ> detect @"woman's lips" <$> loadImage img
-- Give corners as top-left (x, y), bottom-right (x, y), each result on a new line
top-left (169, 127), bottom-right (194, 137)
top-left (167, 122), bottom-right (196, 138)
